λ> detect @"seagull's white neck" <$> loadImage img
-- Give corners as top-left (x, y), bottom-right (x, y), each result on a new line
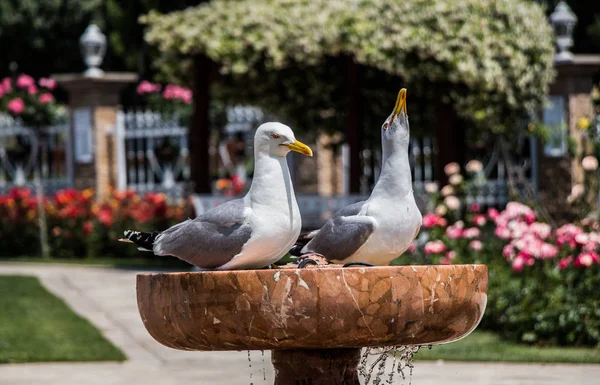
top-left (370, 142), bottom-right (413, 200)
top-left (246, 151), bottom-right (296, 210)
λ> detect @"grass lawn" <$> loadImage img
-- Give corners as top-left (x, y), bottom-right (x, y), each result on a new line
top-left (416, 331), bottom-right (600, 363)
top-left (3, 256), bottom-right (192, 270)
top-left (0, 275), bottom-right (126, 364)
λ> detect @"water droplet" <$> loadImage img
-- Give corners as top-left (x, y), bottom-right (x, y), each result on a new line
top-left (247, 350), bottom-right (253, 385)
top-left (261, 350), bottom-right (266, 382)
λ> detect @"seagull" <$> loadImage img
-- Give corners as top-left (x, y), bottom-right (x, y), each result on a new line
top-left (120, 122), bottom-right (313, 270)
top-left (291, 88), bottom-right (422, 267)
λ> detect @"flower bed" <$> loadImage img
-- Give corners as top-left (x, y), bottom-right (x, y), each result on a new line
top-left (0, 188), bottom-right (192, 260)
top-left (395, 163), bottom-right (600, 347)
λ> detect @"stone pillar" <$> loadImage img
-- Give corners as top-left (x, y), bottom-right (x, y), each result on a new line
top-left (52, 73), bottom-right (138, 200)
top-left (543, 56), bottom-right (600, 215)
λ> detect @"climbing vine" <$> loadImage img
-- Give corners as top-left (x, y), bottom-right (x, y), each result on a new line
top-left (142, 0), bottom-right (555, 138)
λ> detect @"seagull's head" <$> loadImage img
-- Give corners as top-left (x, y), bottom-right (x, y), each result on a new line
top-left (255, 122), bottom-right (313, 158)
top-left (381, 88), bottom-right (409, 147)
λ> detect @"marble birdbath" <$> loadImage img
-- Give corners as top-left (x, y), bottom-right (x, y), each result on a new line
top-left (136, 264), bottom-right (487, 384)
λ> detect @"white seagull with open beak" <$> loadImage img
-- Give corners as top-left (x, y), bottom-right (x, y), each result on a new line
top-left (292, 89), bottom-right (422, 267)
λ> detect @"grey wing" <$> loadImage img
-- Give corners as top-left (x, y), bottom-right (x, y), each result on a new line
top-left (153, 199), bottom-right (252, 268)
top-left (301, 200), bottom-right (366, 242)
top-left (303, 201), bottom-right (375, 262)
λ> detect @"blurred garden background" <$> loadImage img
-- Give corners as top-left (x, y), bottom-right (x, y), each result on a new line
top-left (1, 0), bottom-right (600, 383)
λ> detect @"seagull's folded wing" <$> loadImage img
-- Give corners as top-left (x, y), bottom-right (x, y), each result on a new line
top-left (154, 199), bottom-right (252, 268)
top-left (304, 201), bottom-right (375, 262)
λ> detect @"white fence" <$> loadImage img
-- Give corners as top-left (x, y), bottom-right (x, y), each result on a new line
top-left (0, 114), bottom-right (72, 193)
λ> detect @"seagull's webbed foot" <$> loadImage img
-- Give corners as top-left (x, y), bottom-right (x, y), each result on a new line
top-left (342, 261), bottom-right (377, 268)
top-left (297, 259), bottom-right (318, 269)
top-left (296, 253), bottom-right (328, 269)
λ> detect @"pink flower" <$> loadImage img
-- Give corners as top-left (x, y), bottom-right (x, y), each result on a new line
top-left (469, 203), bottom-right (481, 213)
top-left (512, 256), bottom-right (525, 272)
top-left (28, 85), bottom-right (38, 95)
top-left (16, 74), bottom-right (35, 88)
top-left (539, 243), bottom-right (558, 259)
top-left (423, 213), bottom-right (441, 228)
top-left (424, 240), bottom-right (446, 254)
top-left (574, 252), bottom-right (598, 268)
top-left (407, 241), bottom-right (417, 253)
top-left (488, 208), bottom-right (500, 221)
top-left (575, 233), bottom-right (589, 245)
top-left (444, 196), bottom-right (460, 210)
top-left (1, 77), bottom-right (12, 92)
top-left (39, 93), bottom-right (54, 104)
top-left (163, 84), bottom-right (192, 104)
top-left (525, 212), bottom-right (536, 224)
top-left (495, 226), bottom-right (511, 239)
top-left (463, 227), bottom-right (481, 239)
top-left (446, 250), bottom-right (457, 260)
top-left (444, 162), bottom-right (460, 176)
top-left (38, 78), bottom-right (57, 90)
top-left (469, 240), bottom-right (483, 251)
top-left (558, 256), bottom-right (573, 270)
top-left (7, 98), bottom-right (24, 114)
top-left (473, 215), bottom-right (487, 227)
top-left (0, 84), bottom-right (3, 97)
top-left (137, 80), bottom-right (161, 95)
top-left (582, 156), bottom-right (599, 171)
top-left (446, 222), bottom-right (464, 239)
top-left (529, 222), bottom-right (552, 239)
top-left (503, 244), bottom-right (514, 259)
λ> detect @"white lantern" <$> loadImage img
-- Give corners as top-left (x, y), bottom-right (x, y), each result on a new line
top-left (79, 24), bottom-right (107, 78)
top-left (550, 2), bottom-right (577, 63)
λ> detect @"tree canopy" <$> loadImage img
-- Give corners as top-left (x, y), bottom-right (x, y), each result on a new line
top-left (143, 0), bottom-right (555, 139)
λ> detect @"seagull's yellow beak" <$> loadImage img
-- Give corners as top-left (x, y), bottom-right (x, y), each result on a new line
top-left (389, 88), bottom-right (407, 125)
top-left (283, 139), bottom-right (313, 157)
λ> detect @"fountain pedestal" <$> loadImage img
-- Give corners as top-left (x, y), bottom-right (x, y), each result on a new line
top-left (272, 348), bottom-right (360, 385)
top-left (136, 264), bottom-right (487, 384)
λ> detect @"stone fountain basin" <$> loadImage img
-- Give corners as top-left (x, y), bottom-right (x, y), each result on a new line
top-left (136, 264), bottom-right (487, 351)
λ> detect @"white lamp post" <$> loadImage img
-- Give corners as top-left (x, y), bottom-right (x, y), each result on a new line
top-left (79, 24), bottom-right (107, 78)
top-left (550, 2), bottom-right (577, 63)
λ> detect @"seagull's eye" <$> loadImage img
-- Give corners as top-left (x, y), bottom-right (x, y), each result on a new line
top-left (383, 122), bottom-right (389, 130)
top-left (271, 133), bottom-right (281, 139)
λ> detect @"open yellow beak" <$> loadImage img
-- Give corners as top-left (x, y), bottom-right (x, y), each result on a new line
top-left (389, 88), bottom-right (407, 125)
top-left (283, 140), bottom-right (313, 157)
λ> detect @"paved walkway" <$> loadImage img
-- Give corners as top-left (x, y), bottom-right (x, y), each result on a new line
top-left (1, 263), bottom-right (599, 385)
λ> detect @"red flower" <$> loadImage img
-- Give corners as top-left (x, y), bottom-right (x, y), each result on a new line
top-left (28, 85), bottom-right (38, 95)
top-left (98, 208), bottom-right (114, 227)
top-left (83, 221), bottom-right (93, 235)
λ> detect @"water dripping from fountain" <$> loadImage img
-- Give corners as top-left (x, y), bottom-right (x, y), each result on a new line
top-left (247, 350), bottom-right (253, 385)
top-left (360, 345), bottom-right (420, 385)
top-left (261, 350), bottom-right (267, 382)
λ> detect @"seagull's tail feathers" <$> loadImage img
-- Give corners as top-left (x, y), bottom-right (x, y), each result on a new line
top-left (289, 230), bottom-right (319, 256)
top-left (119, 230), bottom-right (161, 252)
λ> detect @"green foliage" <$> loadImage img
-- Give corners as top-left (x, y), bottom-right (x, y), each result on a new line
top-left (0, 275), bottom-right (126, 363)
top-left (0, 0), bottom-right (99, 77)
top-left (143, 0), bottom-right (555, 138)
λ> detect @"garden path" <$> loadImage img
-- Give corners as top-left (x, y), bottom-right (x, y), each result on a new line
top-left (1, 262), bottom-right (599, 385)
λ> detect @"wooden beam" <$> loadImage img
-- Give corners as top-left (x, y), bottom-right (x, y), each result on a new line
top-left (346, 58), bottom-right (362, 194)
top-left (435, 100), bottom-right (464, 186)
top-left (190, 55), bottom-right (213, 194)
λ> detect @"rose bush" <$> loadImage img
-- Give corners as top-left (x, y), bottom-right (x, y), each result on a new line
top-left (0, 75), bottom-right (65, 126)
top-left (394, 162), bottom-right (600, 346)
top-left (0, 187), bottom-right (193, 261)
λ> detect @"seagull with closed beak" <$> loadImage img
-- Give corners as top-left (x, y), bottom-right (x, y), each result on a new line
top-left (291, 88), bottom-right (422, 267)
top-left (120, 122), bottom-right (313, 270)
